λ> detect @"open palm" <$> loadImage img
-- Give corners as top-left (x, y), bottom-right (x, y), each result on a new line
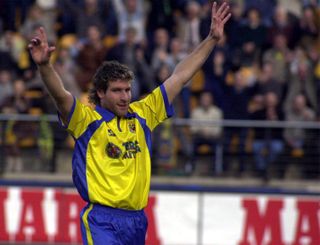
top-left (28, 27), bottom-right (55, 66)
top-left (209, 2), bottom-right (231, 41)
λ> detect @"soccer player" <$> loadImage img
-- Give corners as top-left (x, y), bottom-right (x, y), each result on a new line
top-left (28, 2), bottom-right (230, 244)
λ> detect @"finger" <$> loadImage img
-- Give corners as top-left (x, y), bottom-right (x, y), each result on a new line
top-left (39, 26), bottom-right (48, 44)
top-left (216, 1), bottom-right (227, 16)
top-left (212, 1), bottom-right (217, 16)
top-left (220, 3), bottom-right (230, 19)
top-left (31, 37), bottom-right (41, 46)
top-left (221, 13), bottom-right (232, 25)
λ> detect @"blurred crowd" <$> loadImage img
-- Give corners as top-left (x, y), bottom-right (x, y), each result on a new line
top-left (0, 0), bottom-right (319, 178)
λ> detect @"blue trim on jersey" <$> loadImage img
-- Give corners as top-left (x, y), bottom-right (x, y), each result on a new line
top-left (73, 119), bottom-right (104, 202)
top-left (95, 105), bottom-right (115, 122)
top-left (160, 84), bottom-right (174, 117)
top-left (57, 96), bottom-right (76, 128)
top-left (96, 106), bottom-right (140, 121)
top-left (134, 113), bottom-right (152, 156)
top-left (80, 203), bottom-right (91, 244)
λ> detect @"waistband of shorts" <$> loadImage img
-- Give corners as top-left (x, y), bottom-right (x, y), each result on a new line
top-left (90, 203), bottom-right (145, 217)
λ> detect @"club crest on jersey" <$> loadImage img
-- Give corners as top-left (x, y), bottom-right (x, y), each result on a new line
top-left (128, 122), bottom-right (136, 133)
top-left (106, 143), bottom-right (122, 159)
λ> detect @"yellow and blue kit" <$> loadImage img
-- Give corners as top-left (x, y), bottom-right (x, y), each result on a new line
top-left (59, 84), bottom-right (174, 244)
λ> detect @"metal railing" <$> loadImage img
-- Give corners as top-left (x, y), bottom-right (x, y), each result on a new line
top-left (0, 113), bottom-right (319, 180)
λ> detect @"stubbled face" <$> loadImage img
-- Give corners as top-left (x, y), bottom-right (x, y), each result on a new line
top-left (98, 80), bottom-right (132, 117)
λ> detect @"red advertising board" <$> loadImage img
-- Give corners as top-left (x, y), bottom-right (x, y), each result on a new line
top-left (0, 187), bottom-right (319, 244)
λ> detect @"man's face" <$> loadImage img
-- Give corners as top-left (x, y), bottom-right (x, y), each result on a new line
top-left (98, 80), bottom-right (132, 117)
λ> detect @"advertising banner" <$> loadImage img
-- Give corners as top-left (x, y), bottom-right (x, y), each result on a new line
top-left (0, 187), bottom-right (319, 245)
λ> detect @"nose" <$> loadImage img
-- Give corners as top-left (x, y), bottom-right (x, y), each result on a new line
top-left (120, 90), bottom-right (130, 102)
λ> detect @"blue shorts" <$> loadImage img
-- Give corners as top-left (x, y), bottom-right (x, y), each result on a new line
top-left (80, 203), bottom-right (148, 245)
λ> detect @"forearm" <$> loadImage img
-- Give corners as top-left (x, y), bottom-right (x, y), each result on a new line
top-left (173, 37), bottom-right (217, 86)
top-left (38, 64), bottom-right (73, 116)
top-left (164, 37), bottom-right (217, 102)
top-left (162, 1), bottom-right (230, 103)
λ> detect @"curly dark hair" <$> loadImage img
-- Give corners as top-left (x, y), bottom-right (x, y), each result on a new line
top-left (88, 61), bottom-right (134, 105)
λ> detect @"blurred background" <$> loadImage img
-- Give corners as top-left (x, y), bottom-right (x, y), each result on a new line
top-left (0, 0), bottom-right (319, 244)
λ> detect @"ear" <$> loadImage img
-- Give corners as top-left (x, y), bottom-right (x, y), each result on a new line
top-left (97, 89), bottom-right (105, 99)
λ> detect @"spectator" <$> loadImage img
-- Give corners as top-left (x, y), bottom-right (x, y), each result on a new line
top-left (150, 28), bottom-right (171, 72)
top-left (285, 46), bottom-right (318, 113)
top-left (19, 3), bottom-right (57, 44)
top-left (238, 7), bottom-right (268, 66)
top-left (111, 0), bottom-right (146, 43)
top-left (75, 25), bottom-right (109, 91)
top-left (1, 79), bottom-right (34, 172)
top-left (204, 50), bottom-right (228, 108)
top-left (267, 6), bottom-right (299, 49)
top-left (146, 0), bottom-right (176, 39)
top-left (254, 61), bottom-right (285, 102)
top-left (0, 30), bottom-right (26, 71)
top-left (297, 5), bottom-right (319, 46)
top-left (242, 7), bottom-right (268, 48)
top-left (157, 62), bottom-right (178, 85)
top-left (176, 0), bottom-right (202, 52)
top-left (54, 47), bottom-right (81, 99)
top-left (284, 93), bottom-right (316, 151)
top-left (198, 1), bottom-right (216, 40)
top-left (1, 0), bottom-right (34, 31)
top-left (222, 69), bottom-right (255, 174)
top-left (107, 26), bottom-right (154, 99)
top-left (166, 37), bottom-right (187, 71)
top-left (251, 92), bottom-right (284, 179)
top-left (263, 33), bottom-right (292, 85)
top-left (188, 91), bottom-right (223, 174)
top-left (225, 2), bottom-right (245, 52)
top-left (0, 31), bottom-right (19, 71)
top-left (244, 0), bottom-right (277, 26)
top-left (0, 69), bottom-right (14, 106)
top-left (154, 62), bottom-right (190, 118)
top-left (167, 37), bottom-right (190, 118)
top-left (99, 0), bottom-right (119, 36)
top-left (236, 41), bottom-right (260, 68)
top-left (57, 0), bottom-right (107, 39)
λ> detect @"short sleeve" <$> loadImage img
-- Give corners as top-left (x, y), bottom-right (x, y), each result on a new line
top-left (130, 84), bottom-right (174, 131)
top-left (58, 98), bottom-right (101, 138)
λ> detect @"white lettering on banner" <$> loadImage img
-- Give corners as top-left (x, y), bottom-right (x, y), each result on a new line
top-left (0, 188), bottom-right (319, 244)
top-left (43, 189), bottom-right (57, 242)
top-left (153, 192), bottom-right (198, 244)
top-left (69, 203), bottom-right (79, 243)
top-left (203, 194), bottom-right (320, 245)
top-left (5, 187), bottom-right (22, 238)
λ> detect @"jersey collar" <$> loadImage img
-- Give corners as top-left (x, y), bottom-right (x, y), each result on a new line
top-left (95, 105), bottom-right (135, 122)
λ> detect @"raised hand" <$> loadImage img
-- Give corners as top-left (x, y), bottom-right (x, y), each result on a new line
top-left (209, 2), bottom-right (231, 41)
top-left (28, 27), bottom-right (56, 66)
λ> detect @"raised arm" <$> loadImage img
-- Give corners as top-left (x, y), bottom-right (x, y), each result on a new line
top-left (163, 1), bottom-right (231, 103)
top-left (28, 27), bottom-right (74, 124)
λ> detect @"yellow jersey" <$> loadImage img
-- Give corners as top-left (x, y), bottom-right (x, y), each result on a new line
top-left (60, 85), bottom-right (173, 210)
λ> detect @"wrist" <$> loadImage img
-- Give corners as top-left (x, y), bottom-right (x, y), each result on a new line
top-left (206, 34), bottom-right (220, 44)
top-left (37, 62), bottom-right (52, 68)
top-left (37, 63), bottom-right (54, 73)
